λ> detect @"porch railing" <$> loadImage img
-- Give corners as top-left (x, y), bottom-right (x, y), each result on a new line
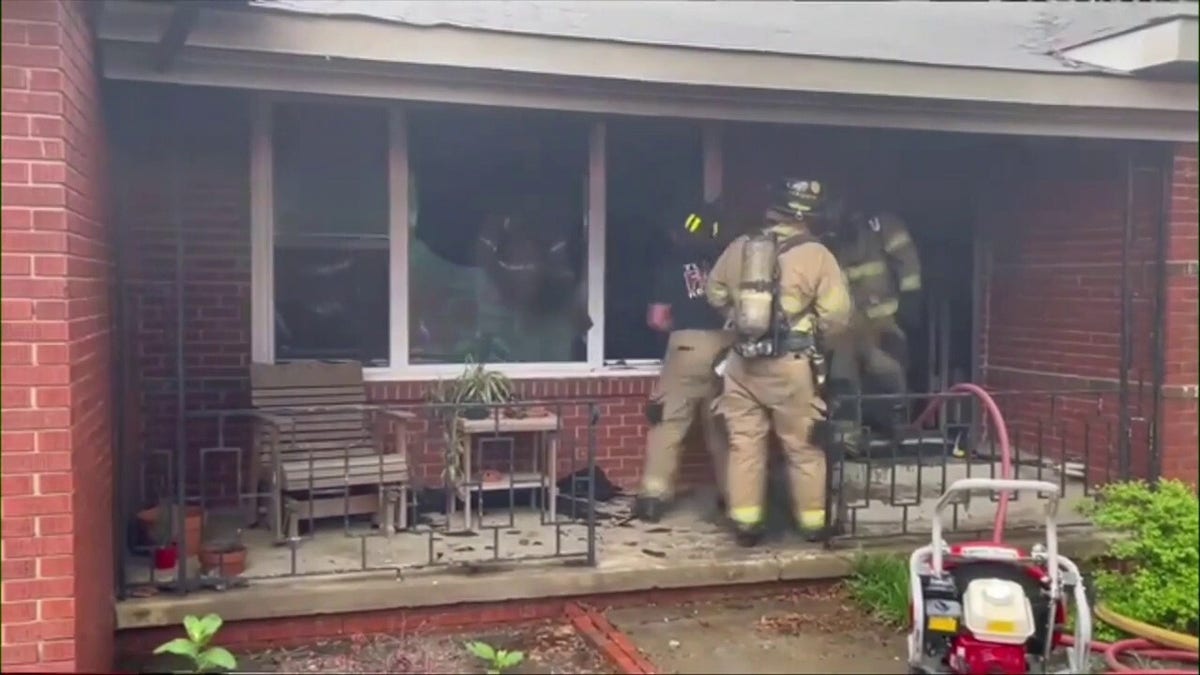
top-left (823, 387), bottom-right (1143, 545)
top-left (118, 399), bottom-right (601, 598)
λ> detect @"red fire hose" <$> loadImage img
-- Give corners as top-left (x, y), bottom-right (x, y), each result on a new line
top-left (912, 383), bottom-right (1198, 675)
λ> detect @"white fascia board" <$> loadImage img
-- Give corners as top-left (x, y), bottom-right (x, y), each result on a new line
top-left (97, 0), bottom-right (1198, 114)
top-left (1063, 17), bottom-right (1199, 75)
top-left (99, 42), bottom-right (1200, 142)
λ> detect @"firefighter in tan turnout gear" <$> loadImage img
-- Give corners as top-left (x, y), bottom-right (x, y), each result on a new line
top-left (635, 198), bottom-right (734, 523)
top-left (825, 205), bottom-right (923, 451)
top-left (706, 179), bottom-right (853, 546)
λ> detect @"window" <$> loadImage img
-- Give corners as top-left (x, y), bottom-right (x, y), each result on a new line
top-left (252, 97), bottom-right (716, 377)
top-left (407, 107), bottom-right (590, 364)
top-left (271, 103), bottom-right (390, 366)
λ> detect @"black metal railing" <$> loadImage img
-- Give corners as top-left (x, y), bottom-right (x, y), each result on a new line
top-left (823, 387), bottom-right (1143, 545)
top-left (117, 399), bottom-right (601, 598)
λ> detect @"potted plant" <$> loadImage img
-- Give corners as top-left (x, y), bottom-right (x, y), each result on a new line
top-left (137, 495), bottom-right (203, 561)
top-left (425, 358), bottom-right (516, 482)
top-left (198, 530), bottom-right (247, 578)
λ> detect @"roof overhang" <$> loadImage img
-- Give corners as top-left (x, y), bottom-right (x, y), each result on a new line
top-left (1063, 16), bottom-right (1199, 82)
top-left (97, 0), bottom-right (1199, 142)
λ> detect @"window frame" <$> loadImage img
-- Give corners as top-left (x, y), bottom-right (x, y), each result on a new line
top-left (250, 93), bottom-right (722, 380)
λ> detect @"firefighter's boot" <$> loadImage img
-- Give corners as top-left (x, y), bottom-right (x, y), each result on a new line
top-left (633, 496), bottom-right (666, 524)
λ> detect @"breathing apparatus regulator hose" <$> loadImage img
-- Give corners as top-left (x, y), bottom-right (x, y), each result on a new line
top-left (912, 383), bottom-right (1199, 675)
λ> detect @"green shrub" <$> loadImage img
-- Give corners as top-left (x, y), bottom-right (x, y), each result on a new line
top-left (1078, 479), bottom-right (1199, 640)
top-left (845, 552), bottom-right (910, 627)
top-left (465, 640), bottom-right (524, 674)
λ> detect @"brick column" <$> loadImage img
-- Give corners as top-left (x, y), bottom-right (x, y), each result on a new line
top-left (1161, 143), bottom-right (1198, 484)
top-left (2, 1), bottom-right (113, 671)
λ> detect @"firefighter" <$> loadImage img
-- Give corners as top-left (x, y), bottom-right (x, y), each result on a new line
top-left (706, 179), bottom-right (853, 546)
top-left (634, 197), bottom-right (734, 523)
top-left (825, 203), bottom-right (923, 451)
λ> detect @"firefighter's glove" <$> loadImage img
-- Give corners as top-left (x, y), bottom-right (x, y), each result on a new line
top-left (644, 400), bottom-right (665, 425)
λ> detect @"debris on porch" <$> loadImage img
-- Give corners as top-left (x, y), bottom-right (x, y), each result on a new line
top-left (122, 456), bottom-right (1088, 590)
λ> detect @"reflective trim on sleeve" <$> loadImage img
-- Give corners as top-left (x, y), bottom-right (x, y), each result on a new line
top-left (845, 261), bottom-right (887, 281)
top-left (779, 293), bottom-right (805, 315)
top-left (709, 286), bottom-right (730, 304)
top-left (731, 505), bottom-right (763, 526)
top-left (899, 273), bottom-right (922, 292)
top-left (789, 314), bottom-right (816, 333)
top-left (864, 299), bottom-right (899, 319)
top-left (883, 231), bottom-right (913, 253)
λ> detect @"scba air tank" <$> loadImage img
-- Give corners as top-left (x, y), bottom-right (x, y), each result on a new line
top-left (734, 233), bottom-right (778, 339)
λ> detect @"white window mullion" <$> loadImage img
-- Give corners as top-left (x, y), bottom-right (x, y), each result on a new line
top-left (250, 95), bottom-right (275, 363)
top-left (586, 121), bottom-right (607, 369)
top-left (702, 121), bottom-right (723, 201)
top-left (388, 106), bottom-right (410, 369)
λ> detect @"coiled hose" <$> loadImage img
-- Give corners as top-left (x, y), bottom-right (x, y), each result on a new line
top-left (912, 383), bottom-right (1198, 674)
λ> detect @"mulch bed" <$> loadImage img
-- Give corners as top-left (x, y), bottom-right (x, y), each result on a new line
top-left (238, 619), bottom-right (612, 674)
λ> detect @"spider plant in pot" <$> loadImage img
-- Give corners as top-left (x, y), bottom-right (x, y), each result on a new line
top-left (453, 358), bottom-right (515, 421)
top-left (425, 359), bottom-right (515, 483)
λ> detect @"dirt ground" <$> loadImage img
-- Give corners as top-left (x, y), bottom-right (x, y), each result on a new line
top-left (605, 586), bottom-right (907, 674)
top-left (239, 621), bottom-right (609, 674)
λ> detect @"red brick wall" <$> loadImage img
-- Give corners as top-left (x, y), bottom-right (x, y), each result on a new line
top-left (980, 140), bottom-right (1197, 485)
top-left (1161, 143), bottom-right (1198, 484)
top-left (1, 1), bottom-right (113, 671)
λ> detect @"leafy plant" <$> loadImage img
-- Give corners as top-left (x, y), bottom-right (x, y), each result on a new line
top-left (844, 552), bottom-right (910, 627)
top-left (1077, 479), bottom-right (1199, 640)
top-left (465, 640), bottom-right (524, 674)
top-left (425, 358), bottom-right (516, 481)
top-left (153, 614), bottom-right (237, 673)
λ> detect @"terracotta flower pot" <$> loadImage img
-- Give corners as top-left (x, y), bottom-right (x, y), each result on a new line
top-left (136, 505), bottom-right (203, 555)
top-left (198, 543), bottom-right (247, 577)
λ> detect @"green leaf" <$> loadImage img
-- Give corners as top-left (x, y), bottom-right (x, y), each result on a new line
top-left (466, 640), bottom-right (496, 662)
top-left (182, 615), bottom-right (204, 645)
top-left (196, 614), bottom-right (223, 646)
top-left (198, 647), bottom-right (238, 672)
top-left (498, 650), bottom-right (525, 668)
top-left (153, 638), bottom-right (200, 661)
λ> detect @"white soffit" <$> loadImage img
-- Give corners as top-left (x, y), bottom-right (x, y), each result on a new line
top-left (1063, 16), bottom-right (1199, 77)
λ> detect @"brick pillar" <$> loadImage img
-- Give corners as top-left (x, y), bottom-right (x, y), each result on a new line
top-left (1, 1), bottom-right (113, 671)
top-left (1161, 143), bottom-right (1198, 485)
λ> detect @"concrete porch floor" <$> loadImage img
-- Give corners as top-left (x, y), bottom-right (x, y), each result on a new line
top-left (118, 458), bottom-right (1096, 630)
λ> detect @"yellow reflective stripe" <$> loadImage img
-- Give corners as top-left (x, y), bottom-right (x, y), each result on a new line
top-left (798, 509), bottom-right (826, 530)
top-left (820, 286), bottom-right (852, 314)
top-left (709, 286), bottom-right (730, 303)
top-left (865, 299), bottom-right (899, 318)
top-left (883, 231), bottom-right (913, 253)
top-left (685, 214), bottom-right (702, 232)
top-left (641, 476), bottom-right (670, 498)
top-left (790, 314), bottom-right (816, 333)
top-left (899, 273), bottom-right (921, 292)
top-left (731, 505), bottom-right (763, 525)
top-left (779, 294), bottom-right (805, 315)
top-left (844, 261), bottom-right (887, 281)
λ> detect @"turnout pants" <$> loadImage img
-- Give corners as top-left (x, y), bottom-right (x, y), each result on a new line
top-left (719, 352), bottom-right (827, 531)
top-left (639, 329), bottom-right (734, 501)
top-left (828, 313), bottom-right (909, 427)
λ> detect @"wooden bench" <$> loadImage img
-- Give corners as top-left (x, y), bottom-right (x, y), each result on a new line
top-left (249, 361), bottom-right (413, 542)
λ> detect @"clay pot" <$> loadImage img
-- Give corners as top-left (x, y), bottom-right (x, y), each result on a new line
top-left (198, 543), bottom-right (247, 577)
top-left (136, 505), bottom-right (203, 555)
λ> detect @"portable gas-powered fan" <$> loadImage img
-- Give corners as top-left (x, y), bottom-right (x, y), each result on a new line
top-left (907, 478), bottom-right (1093, 675)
